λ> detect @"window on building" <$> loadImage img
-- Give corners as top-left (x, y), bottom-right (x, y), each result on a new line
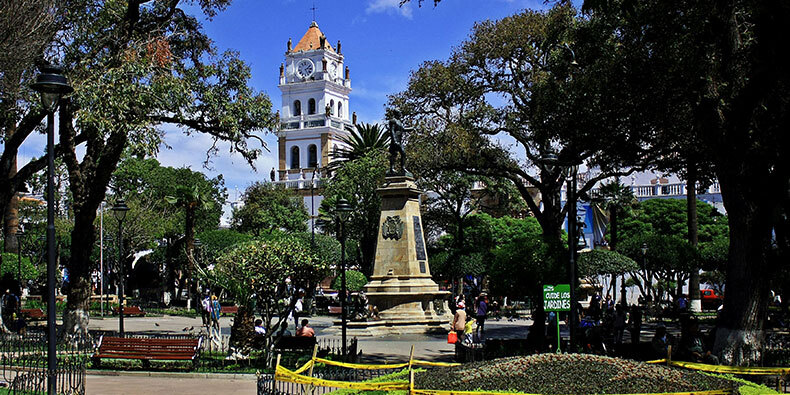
top-left (291, 146), bottom-right (300, 169)
top-left (308, 98), bottom-right (316, 115)
top-left (293, 100), bottom-right (301, 116)
top-left (337, 102), bottom-right (343, 118)
top-left (330, 100), bottom-right (335, 116)
top-left (308, 144), bottom-right (318, 168)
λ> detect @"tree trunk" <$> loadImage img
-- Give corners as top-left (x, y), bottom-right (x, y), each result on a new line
top-left (712, 169), bottom-right (776, 365)
top-left (63, 209), bottom-right (97, 335)
top-left (687, 163), bottom-right (701, 312)
top-left (229, 305), bottom-right (255, 354)
top-left (3, 154), bottom-right (19, 254)
top-left (185, 206), bottom-right (196, 308)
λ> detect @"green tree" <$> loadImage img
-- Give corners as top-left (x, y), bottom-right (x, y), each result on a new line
top-left (36, 0), bottom-right (277, 334)
top-left (328, 123), bottom-right (389, 172)
top-left (202, 236), bottom-right (329, 352)
top-left (231, 183), bottom-right (308, 236)
top-left (584, 0), bottom-right (790, 364)
top-left (331, 270), bottom-right (367, 293)
top-left (387, 5), bottom-right (648, 291)
top-left (320, 150), bottom-right (388, 276)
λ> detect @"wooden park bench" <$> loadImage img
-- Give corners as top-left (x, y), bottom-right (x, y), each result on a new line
top-left (92, 336), bottom-right (202, 368)
top-left (273, 336), bottom-right (317, 353)
top-left (20, 308), bottom-right (45, 321)
top-left (220, 306), bottom-right (238, 316)
top-left (112, 305), bottom-right (145, 317)
top-left (328, 306), bottom-right (342, 315)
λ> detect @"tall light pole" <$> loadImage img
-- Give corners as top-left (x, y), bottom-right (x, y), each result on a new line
top-left (335, 198), bottom-right (352, 360)
top-left (31, 63), bottom-right (73, 395)
top-left (539, 151), bottom-right (582, 349)
top-left (311, 170), bottom-right (316, 247)
top-left (111, 199), bottom-right (129, 337)
top-left (16, 225), bottom-right (25, 288)
top-left (100, 201), bottom-right (105, 317)
top-left (641, 242), bottom-right (648, 302)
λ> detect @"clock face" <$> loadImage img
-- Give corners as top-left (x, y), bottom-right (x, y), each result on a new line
top-left (296, 59), bottom-right (314, 78)
top-left (330, 63), bottom-right (338, 78)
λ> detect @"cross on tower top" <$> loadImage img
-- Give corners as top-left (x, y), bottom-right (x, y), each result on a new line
top-left (310, 2), bottom-right (317, 22)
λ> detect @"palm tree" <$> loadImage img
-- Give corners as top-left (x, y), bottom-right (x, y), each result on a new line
top-left (328, 123), bottom-right (389, 172)
top-left (165, 184), bottom-right (214, 306)
top-left (591, 178), bottom-right (636, 305)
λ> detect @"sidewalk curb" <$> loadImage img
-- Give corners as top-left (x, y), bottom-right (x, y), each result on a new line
top-left (87, 370), bottom-right (258, 381)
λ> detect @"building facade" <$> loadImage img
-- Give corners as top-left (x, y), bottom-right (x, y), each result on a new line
top-left (276, 21), bottom-right (353, 183)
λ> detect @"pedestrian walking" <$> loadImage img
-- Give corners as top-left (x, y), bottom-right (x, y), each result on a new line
top-left (475, 293), bottom-right (488, 338)
top-left (210, 295), bottom-right (221, 349)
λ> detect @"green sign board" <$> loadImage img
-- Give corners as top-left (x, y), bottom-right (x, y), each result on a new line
top-left (543, 284), bottom-right (571, 312)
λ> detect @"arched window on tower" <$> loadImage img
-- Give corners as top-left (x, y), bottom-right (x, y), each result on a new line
top-left (291, 146), bottom-right (300, 169)
top-left (293, 100), bottom-right (301, 116)
top-left (337, 102), bottom-right (343, 118)
top-left (330, 100), bottom-right (335, 116)
top-left (308, 98), bottom-right (316, 115)
top-left (308, 144), bottom-right (318, 168)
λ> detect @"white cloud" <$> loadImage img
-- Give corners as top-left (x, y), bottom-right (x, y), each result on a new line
top-left (366, 0), bottom-right (413, 19)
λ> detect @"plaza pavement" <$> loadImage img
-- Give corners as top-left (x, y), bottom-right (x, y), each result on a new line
top-left (84, 314), bottom-right (665, 394)
top-left (84, 314), bottom-right (534, 393)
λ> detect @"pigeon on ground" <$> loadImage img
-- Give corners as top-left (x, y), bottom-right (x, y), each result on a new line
top-left (154, 322), bottom-right (160, 327)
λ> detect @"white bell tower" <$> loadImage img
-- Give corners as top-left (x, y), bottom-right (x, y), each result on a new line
top-left (277, 21), bottom-right (353, 181)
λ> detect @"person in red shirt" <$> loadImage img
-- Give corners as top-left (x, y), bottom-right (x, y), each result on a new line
top-left (296, 319), bottom-right (315, 337)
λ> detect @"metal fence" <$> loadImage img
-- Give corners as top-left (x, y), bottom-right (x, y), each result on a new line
top-left (258, 364), bottom-right (403, 395)
top-left (0, 331), bottom-right (91, 394)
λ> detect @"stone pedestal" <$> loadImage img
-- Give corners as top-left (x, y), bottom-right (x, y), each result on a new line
top-left (344, 175), bottom-right (451, 336)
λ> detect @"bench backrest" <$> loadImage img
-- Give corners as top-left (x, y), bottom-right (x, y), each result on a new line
top-left (274, 336), bottom-right (316, 350)
top-left (98, 336), bottom-right (201, 359)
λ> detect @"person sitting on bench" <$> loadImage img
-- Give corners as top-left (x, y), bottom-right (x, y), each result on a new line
top-left (296, 319), bottom-right (315, 337)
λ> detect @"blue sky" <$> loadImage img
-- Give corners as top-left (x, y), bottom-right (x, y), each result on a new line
top-left (155, 0), bottom-right (548, 203)
top-left (14, 0), bottom-right (549, 221)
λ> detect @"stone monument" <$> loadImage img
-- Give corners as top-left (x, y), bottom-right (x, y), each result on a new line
top-left (346, 111), bottom-right (451, 335)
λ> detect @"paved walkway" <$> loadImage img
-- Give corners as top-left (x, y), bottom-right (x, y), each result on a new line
top-left (84, 314), bottom-right (534, 393)
top-left (83, 314), bottom-right (669, 393)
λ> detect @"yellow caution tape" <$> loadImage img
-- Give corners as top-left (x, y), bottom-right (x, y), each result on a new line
top-left (645, 358), bottom-right (790, 375)
top-left (278, 363), bottom-right (733, 395)
top-left (311, 357), bottom-right (459, 370)
top-left (412, 388), bottom-right (730, 395)
top-left (313, 357), bottom-right (409, 370)
top-left (667, 360), bottom-right (790, 376)
top-left (292, 359), bottom-right (314, 375)
top-left (412, 359), bottom-right (461, 367)
top-left (275, 365), bottom-right (408, 391)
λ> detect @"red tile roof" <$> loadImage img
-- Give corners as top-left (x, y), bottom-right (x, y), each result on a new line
top-left (293, 21), bottom-right (334, 53)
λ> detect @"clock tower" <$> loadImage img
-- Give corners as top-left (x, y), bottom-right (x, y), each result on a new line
top-left (277, 21), bottom-right (353, 181)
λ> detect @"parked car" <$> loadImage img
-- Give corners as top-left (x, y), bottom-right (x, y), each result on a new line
top-left (700, 289), bottom-right (723, 309)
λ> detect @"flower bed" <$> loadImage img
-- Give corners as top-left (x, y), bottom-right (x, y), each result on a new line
top-left (415, 354), bottom-right (745, 394)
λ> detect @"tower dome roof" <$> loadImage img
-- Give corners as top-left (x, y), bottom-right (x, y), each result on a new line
top-left (293, 21), bottom-right (335, 53)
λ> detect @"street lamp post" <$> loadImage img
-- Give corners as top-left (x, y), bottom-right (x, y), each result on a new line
top-left (566, 163), bottom-right (580, 349)
top-left (334, 198), bottom-right (352, 360)
top-left (311, 170), bottom-right (316, 247)
top-left (539, 150), bottom-right (582, 349)
top-left (641, 242), bottom-right (648, 302)
top-left (31, 63), bottom-right (73, 395)
top-left (111, 200), bottom-right (129, 337)
top-left (16, 225), bottom-right (25, 288)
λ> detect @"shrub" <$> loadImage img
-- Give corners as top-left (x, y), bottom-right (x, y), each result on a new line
top-left (414, 354), bottom-right (739, 394)
top-left (331, 270), bottom-right (367, 292)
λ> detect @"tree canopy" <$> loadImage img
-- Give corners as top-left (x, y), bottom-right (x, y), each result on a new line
top-left (231, 182), bottom-right (308, 236)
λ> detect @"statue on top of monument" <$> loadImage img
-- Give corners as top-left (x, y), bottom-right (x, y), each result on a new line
top-left (386, 109), bottom-right (413, 176)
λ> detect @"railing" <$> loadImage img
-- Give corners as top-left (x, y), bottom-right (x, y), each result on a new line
top-left (271, 178), bottom-right (327, 190)
top-left (280, 114), bottom-right (351, 132)
top-left (0, 330), bottom-right (90, 395)
top-left (590, 182), bottom-right (722, 199)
